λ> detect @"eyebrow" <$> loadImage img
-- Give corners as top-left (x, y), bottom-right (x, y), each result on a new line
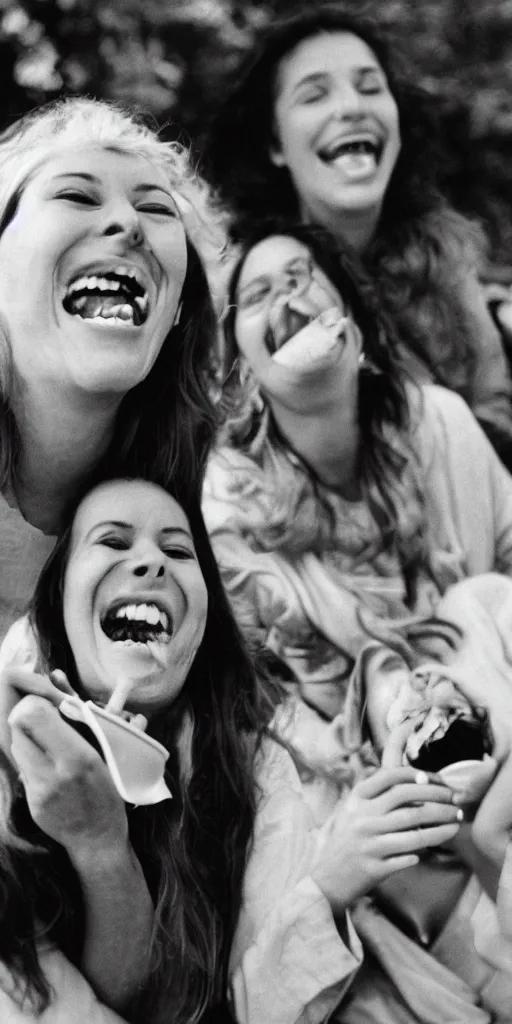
top-left (85, 521), bottom-right (193, 541)
top-left (52, 172), bottom-right (175, 201)
top-left (160, 527), bottom-right (193, 541)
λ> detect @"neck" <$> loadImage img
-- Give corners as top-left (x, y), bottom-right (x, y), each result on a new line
top-left (302, 197), bottom-right (381, 254)
top-left (11, 381), bottom-right (121, 533)
top-left (270, 392), bottom-right (360, 499)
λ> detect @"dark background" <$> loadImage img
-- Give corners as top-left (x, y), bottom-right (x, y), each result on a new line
top-left (2, 0), bottom-right (512, 270)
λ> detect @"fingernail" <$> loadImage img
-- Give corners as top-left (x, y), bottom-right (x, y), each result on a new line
top-left (414, 771), bottom-right (429, 785)
top-left (456, 808), bottom-right (464, 822)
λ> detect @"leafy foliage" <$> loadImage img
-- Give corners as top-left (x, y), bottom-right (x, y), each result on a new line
top-left (1, 0), bottom-right (512, 265)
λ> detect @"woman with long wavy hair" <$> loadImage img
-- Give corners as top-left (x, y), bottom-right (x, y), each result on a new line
top-left (0, 476), bottom-right (279, 1024)
top-left (204, 5), bottom-right (512, 466)
top-left (0, 475), bottom-right (466, 1024)
top-left (0, 94), bottom-right (233, 1023)
top-left (203, 221), bottom-right (512, 723)
top-left (0, 95), bottom-right (221, 644)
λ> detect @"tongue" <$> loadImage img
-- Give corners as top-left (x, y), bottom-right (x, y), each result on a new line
top-left (273, 308), bottom-right (347, 369)
top-left (333, 151), bottom-right (377, 179)
top-left (272, 307), bottom-right (311, 351)
top-left (70, 294), bottom-right (134, 320)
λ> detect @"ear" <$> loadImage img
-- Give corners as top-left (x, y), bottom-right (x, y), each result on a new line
top-left (352, 321), bottom-right (364, 359)
top-left (269, 143), bottom-right (286, 168)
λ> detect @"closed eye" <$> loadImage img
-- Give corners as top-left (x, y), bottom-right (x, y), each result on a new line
top-left (56, 190), bottom-right (97, 206)
top-left (357, 70), bottom-right (386, 95)
top-left (297, 85), bottom-right (327, 104)
top-left (138, 203), bottom-right (178, 217)
top-left (238, 284), bottom-right (271, 310)
top-left (98, 536), bottom-right (130, 550)
top-left (163, 547), bottom-right (195, 560)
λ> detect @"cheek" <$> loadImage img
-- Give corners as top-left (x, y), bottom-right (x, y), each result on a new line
top-left (160, 229), bottom-right (188, 288)
top-left (186, 578), bottom-right (208, 639)
top-left (234, 314), bottom-right (262, 366)
top-left (384, 100), bottom-right (401, 150)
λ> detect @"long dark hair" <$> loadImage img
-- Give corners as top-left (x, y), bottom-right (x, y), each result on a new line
top-left (0, 96), bottom-right (222, 511)
top-left (103, 238), bottom-right (219, 510)
top-left (204, 5), bottom-right (481, 394)
top-left (204, 6), bottom-right (439, 241)
top-left (221, 222), bottom-right (427, 602)
top-left (0, 482), bottom-right (276, 1023)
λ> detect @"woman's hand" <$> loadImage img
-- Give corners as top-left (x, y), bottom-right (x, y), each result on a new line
top-left (311, 766), bottom-right (461, 913)
top-left (8, 691), bottom-right (128, 863)
top-left (0, 666), bottom-right (75, 758)
top-left (8, 684), bottom-right (155, 1011)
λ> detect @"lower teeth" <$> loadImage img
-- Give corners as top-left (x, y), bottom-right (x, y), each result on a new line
top-left (79, 315), bottom-right (134, 326)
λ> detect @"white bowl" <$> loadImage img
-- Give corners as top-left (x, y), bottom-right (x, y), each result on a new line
top-left (59, 696), bottom-right (172, 805)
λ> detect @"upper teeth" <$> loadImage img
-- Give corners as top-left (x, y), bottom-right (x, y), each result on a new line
top-left (322, 135), bottom-right (379, 159)
top-left (66, 266), bottom-right (146, 296)
top-left (111, 603), bottom-right (169, 630)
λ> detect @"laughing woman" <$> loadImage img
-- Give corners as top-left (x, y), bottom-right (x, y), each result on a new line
top-left (204, 5), bottom-right (512, 464)
top-left (203, 223), bottom-right (512, 722)
top-left (0, 96), bottom-right (226, 1021)
top-left (0, 96), bottom-right (219, 643)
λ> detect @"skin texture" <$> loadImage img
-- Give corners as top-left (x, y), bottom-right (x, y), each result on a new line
top-left (310, 766), bottom-right (461, 913)
top-left (233, 233), bottom-right (363, 494)
top-left (3, 483), bottom-right (209, 1013)
top-left (0, 144), bottom-right (187, 397)
top-left (271, 32), bottom-right (401, 246)
top-left (3, 144), bottom-right (188, 533)
top-left (234, 234), bottom-right (362, 410)
top-left (363, 645), bottom-right (512, 902)
top-left (63, 480), bottom-right (208, 715)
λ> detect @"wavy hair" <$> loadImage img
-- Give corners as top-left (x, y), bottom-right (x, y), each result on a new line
top-left (0, 479), bottom-right (277, 1023)
top-left (204, 5), bottom-right (483, 394)
top-left (0, 96), bottom-right (224, 511)
top-left (220, 222), bottom-right (427, 603)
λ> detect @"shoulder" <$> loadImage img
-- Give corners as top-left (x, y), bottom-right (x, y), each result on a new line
top-left (203, 442), bottom-right (279, 537)
top-left (409, 383), bottom-right (477, 436)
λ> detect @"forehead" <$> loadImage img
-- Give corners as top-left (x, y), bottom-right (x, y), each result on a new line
top-left (24, 144), bottom-right (171, 195)
top-left (72, 481), bottom-right (189, 537)
top-left (276, 30), bottom-right (382, 90)
top-left (238, 235), bottom-right (311, 285)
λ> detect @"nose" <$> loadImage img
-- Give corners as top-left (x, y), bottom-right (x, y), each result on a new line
top-left (331, 83), bottom-right (364, 121)
top-left (130, 544), bottom-right (166, 580)
top-left (272, 268), bottom-right (310, 304)
top-left (102, 200), bottom-right (144, 247)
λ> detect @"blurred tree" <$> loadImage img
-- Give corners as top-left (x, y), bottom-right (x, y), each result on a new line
top-left (1, 0), bottom-right (512, 266)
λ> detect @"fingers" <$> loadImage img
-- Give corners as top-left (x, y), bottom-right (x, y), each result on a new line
top-left (129, 714), bottom-right (148, 732)
top-left (377, 821), bottom-right (461, 856)
top-left (381, 719), bottom-right (417, 768)
top-left (10, 723), bottom-right (54, 789)
top-left (356, 767), bottom-right (420, 798)
top-left (49, 670), bottom-right (75, 696)
top-left (380, 854), bottom-right (420, 875)
top-left (357, 767), bottom-right (449, 800)
top-left (8, 694), bottom-right (97, 763)
top-left (381, 780), bottom-right (455, 812)
top-left (372, 801), bottom-right (463, 834)
top-left (3, 667), bottom-right (72, 708)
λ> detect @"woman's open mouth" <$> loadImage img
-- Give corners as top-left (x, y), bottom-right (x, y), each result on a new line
top-left (405, 709), bottom-right (492, 773)
top-left (63, 266), bottom-right (149, 327)
top-left (265, 306), bottom-right (311, 355)
top-left (101, 600), bottom-right (171, 648)
top-left (317, 134), bottom-right (383, 179)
